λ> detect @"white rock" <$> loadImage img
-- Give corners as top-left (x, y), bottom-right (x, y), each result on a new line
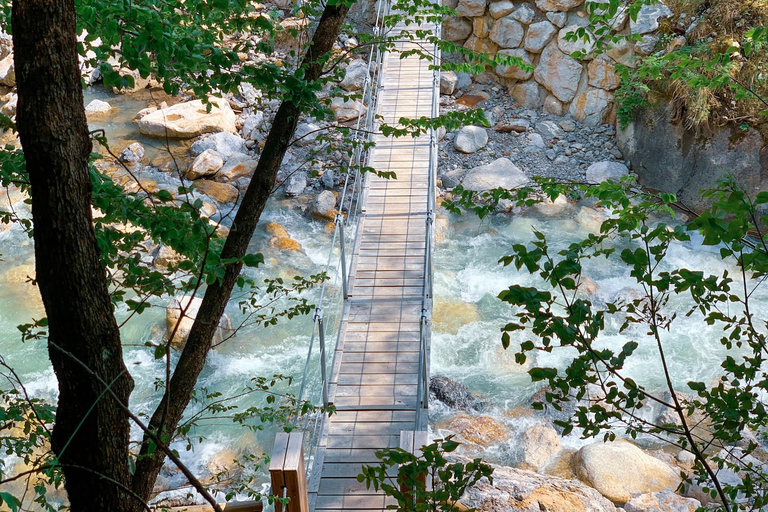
top-left (495, 49), bottom-right (533, 80)
top-left (331, 97), bottom-right (364, 122)
top-left (543, 95), bottom-right (565, 116)
top-left (456, 0), bottom-right (486, 17)
top-left (586, 161), bottom-right (629, 182)
top-left (546, 11), bottom-right (567, 27)
top-left (311, 190), bottom-right (337, 219)
top-left (294, 122), bottom-right (321, 146)
top-left (190, 132), bottom-right (246, 159)
top-left (624, 490), bottom-right (700, 512)
top-left (242, 111), bottom-right (266, 140)
top-left (440, 71), bottom-right (459, 95)
top-left (186, 149), bottom-right (225, 180)
top-left (635, 34), bottom-right (660, 55)
top-left (443, 17), bottom-right (473, 41)
top-left (217, 154), bottom-right (258, 182)
top-left (511, 3), bottom-right (536, 24)
top-left (284, 170), bottom-right (308, 197)
top-left (454, 126), bottom-right (489, 154)
top-left (0, 54), bottom-right (14, 87)
top-left (119, 142), bottom-right (145, 163)
top-left (166, 296), bottom-right (232, 347)
top-left (536, 120), bottom-right (564, 139)
top-left (536, 0), bottom-right (583, 12)
top-left (511, 81), bottom-right (548, 108)
top-left (569, 88), bottom-right (614, 126)
top-left (459, 457), bottom-right (618, 511)
top-left (573, 440), bottom-right (681, 505)
top-left (588, 55), bottom-right (621, 90)
top-left (84, 99), bottom-right (113, 115)
top-left (462, 158), bottom-right (529, 191)
top-left (340, 59), bottom-right (369, 92)
top-left (630, 3), bottom-right (673, 34)
top-left (489, 16), bottom-right (525, 48)
top-left (1, 92), bottom-right (17, 117)
top-left (534, 42), bottom-right (584, 103)
top-left (111, 67), bottom-right (149, 94)
top-left (524, 21), bottom-right (557, 53)
top-left (489, 0), bottom-right (515, 18)
top-left (558, 24), bottom-right (596, 56)
top-left (138, 98), bottom-right (237, 139)
top-left (520, 424), bottom-right (561, 471)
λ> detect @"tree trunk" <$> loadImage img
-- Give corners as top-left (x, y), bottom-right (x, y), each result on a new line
top-left (12, 1), bottom-right (136, 511)
top-left (130, 3), bottom-right (351, 502)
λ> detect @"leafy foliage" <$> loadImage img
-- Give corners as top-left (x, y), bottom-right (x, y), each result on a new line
top-left (359, 437), bottom-right (493, 512)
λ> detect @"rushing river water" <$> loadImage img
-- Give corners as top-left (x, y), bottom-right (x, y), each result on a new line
top-left (0, 87), bottom-right (760, 505)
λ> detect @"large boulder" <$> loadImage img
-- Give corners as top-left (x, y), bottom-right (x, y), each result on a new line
top-left (462, 158), bottom-right (529, 191)
top-left (166, 296), bottom-right (233, 347)
top-left (534, 43), bottom-right (583, 103)
top-left (85, 99), bottom-right (113, 116)
top-left (340, 59), bottom-right (369, 92)
top-left (489, 0), bottom-right (515, 18)
top-left (456, 0), bottom-right (486, 17)
top-left (496, 49), bottom-right (533, 80)
top-left (588, 56), bottom-right (621, 90)
top-left (0, 54), bottom-right (14, 86)
top-left (195, 180), bottom-right (239, 204)
top-left (459, 457), bottom-right (618, 512)
top-left (572, 440), bottom-right (681, 505)
top-left (189, 132), bottom-right (246, 159)
top-left (520, 424), bottom-right (562, 471)
top-left (525, 21), bottom-right (558, 53)
top-left (630, 2), bottom-right (672, 34)
top-left (443, 17), bottom-right (473, 42)
top-left (186, 149), bottom-right (225, 180)
top-left (586, 161), bottom-right (629, 183)
top-left (216, 154), bottom-right (258, 182)
top-left (624, 491), bottom-right (700, 512)
top-left (557, 25), bottom-right (596, 57)
top-left (511, 81), bottom-right (548, 109)
top-left (442, 413), bottom-right (511, 448)
top-left (489, 17), bottom-right (525, 49)
top-left (429, 375), bottom-right (485, 411)
top-left (311, 190), bottom-right (337, 220)
top-left (617, 105), bottom-right (768, 211)
top-left (535, 0), bottom-right (584, 12)
top-left (331, 97), bottom-right (364, 122)
top-left (138, 98), bottom-right (237, 139)
top-left (569, 88), bottom-right (614, 126)
top-left (454, 126), bottom-right (489, 154)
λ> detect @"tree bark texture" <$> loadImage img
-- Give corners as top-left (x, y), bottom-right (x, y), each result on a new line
top-left (130, 3), bottom-right (351, 502)
top-left (12, 1), bottom-right (136, 511)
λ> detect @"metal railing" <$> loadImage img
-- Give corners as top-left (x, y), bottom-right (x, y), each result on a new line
top-left (293, 0), bottom-right (392, 477)
top-left (414, 15), bottom-right (441, 432)
top-left (292, 0), bottom-right (441, 481)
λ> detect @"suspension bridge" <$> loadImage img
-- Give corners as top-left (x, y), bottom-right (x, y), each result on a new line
top-left (270, 3), bottom-right (440, 511)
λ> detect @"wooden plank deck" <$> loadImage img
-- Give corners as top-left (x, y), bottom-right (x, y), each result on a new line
top-left (307, 19), bottom-right (436, 512)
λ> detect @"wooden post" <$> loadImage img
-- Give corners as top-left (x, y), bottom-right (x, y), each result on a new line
top-left (269, 432), bottom-right (309, 512)
top-left (399, 431), bottom-right (429, 510)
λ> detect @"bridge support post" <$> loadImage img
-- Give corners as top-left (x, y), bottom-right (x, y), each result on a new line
top-left (269, 432), bottom-right (309, 512)
top-left (399, 431), bottom-right (430, 509)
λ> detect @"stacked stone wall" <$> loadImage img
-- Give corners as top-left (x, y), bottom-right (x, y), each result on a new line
top-left (442, 0), bottom-right (671, 125)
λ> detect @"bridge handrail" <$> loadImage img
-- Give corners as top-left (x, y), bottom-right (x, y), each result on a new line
top-left (292, 0), bottom-right (392, 477)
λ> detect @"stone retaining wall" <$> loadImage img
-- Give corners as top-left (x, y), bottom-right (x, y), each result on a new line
top-left (442, 0), bottom-right (671, 125)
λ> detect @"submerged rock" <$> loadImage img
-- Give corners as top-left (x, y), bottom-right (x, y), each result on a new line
top-left (429, 375), bottom-right (485, 411)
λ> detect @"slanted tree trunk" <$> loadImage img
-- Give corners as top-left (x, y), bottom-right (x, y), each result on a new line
top-left (130, 4), bottom-right (351, 502)
top-left (11, 1), bottom-right (136, 511)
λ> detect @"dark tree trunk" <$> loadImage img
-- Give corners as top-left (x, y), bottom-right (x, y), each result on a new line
top-left (130, 3), bottom-right (351, 502)
top-left (12, 1), bottom-right (136, 511)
